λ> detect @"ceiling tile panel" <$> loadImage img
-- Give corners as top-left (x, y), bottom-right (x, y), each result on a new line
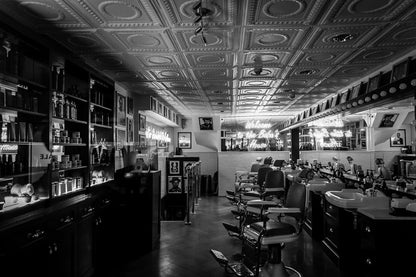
top-left (134, 53), bottom-right (182, 68)
top-left (185, 52), bottom-right (233, 67)
top-left (246, 0), bottom-right (327, 25)
top-left (374, 22), bottom-right (416, 47)
top-left (76, 0), bottom-right (162, 27)
top-left (244, 27), bottom-right (306, 50)
top-left (243, 51), bottom-right (291, 66)
top-left (326, 0), bottom-right (414, 24)
top-left (111, 30), bottom-right (174, 51)
top-left (174, 29), bottom-right (232, 51)
top-left (305, 25), bottom-right (378, 49)
top-left (159, 0), bottom-right (234, 27)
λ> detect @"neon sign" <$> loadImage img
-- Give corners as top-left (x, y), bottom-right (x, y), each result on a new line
top-left (145, 127), bottom-right (171, 143)
top-left (245, 120), bottom-right (272, 129)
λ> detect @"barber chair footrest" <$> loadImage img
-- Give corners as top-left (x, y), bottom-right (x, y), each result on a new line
top-left (261, 262), bottom-right (302, 277)
top-left (228, 263), bottom-right (254, 277)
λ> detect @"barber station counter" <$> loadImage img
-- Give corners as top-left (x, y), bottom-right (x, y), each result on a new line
top-left (218, 151), bottom-right (290, 196)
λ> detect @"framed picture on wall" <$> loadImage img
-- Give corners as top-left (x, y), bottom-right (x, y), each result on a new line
top-left (158, 140), bottom-right (168, 149)
top-left (167, 176), bottom-right (182, 194)
top-left (127, 117), bottom-right (133, 142)
top-left (178, 132), bottom-right (192, 149)
top-left (139, 113), bottom-right (146, 132)
top-left (379, 113), bottom-right (399, 128)
top-left (169, 160), bottom-right (180, 175)
top-left (390, 129), bottom-right (406, 147)
top-left (183, 161), bottom-right (194, 176)
top-left (116, 93), bottom-right (126, 126)
top-left (138, 134), bottom-right (146, 148)
top-left (116, 128), bottom-right (126, 150)
top-left (199, 117), bottom-right (213, 130)
top-left (349, 83), bottom-right (361, 100)
top-left (367, 73), bottom-right (381, 93)
top-left (127, 97), bottom-right (133, 115)
top-left (391, 58), bottom-right (410, 82)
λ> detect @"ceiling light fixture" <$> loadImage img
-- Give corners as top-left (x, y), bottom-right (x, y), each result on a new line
top-left (330, 33), bottom-right (354, 43)
top-left (192, 0), bottom-right (212, 47)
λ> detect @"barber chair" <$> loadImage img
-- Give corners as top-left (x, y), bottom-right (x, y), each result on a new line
top-left (213, 181), bottom-right (306, 277)
top-left (223, 169), bottom-right (284, 240)
top-left (273, 160), bottom-right (285, 169)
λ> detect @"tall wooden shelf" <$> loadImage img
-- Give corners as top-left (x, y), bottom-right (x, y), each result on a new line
top-left (0, 29), bottom-right (115, 213)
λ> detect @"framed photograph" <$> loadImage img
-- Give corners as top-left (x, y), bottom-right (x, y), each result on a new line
top-left (199, 117), bottom-right (213, 130)
top-left (116, 93), bottom-right (126, 126)
top-left (391, 58), bottom-right (410, 82)
top-left (139, 113), bottom-right (146, 132)
top-left (367, 73), bottom-right (380, 93)
top-left (169, 160), bottom-right (180, 175)
top-left (178, 132), bottom-right (192, 149)
top-left (339, 90), bottom-right (350, 104)
top-left (183, 161), bottom-right (194, 176)
top-left (158, 103), bottom-right (163, 115)
top-left (390, 129), bottom-right (406, 147)
top-left (127, 117), bottom-right (133, 142)
top-left (330, 94), bottom-right (338, 108)
top-left (116, 128), bottom-right (126, 150)
top-left (127, 97), bottom-right (133, 115)
top-left (379, 113), bottom-right (399, 128)
top-left (150, 97), bottom-right (157, 112)
top-left (349, 83), bottom-right (361, 100)
top-left (138, 134), bottom-right (146, 148)
top-left (158, 140), bottom-right (168, 149)
top-left (167, 176), bottom-right (182, 194)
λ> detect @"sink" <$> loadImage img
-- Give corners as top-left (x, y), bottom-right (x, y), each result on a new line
top-left (325, 189), bottom-right (390, 209)
top-left (307, 180), bottom-right (344, 192)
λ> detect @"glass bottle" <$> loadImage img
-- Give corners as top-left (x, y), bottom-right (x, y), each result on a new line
top-left (65, 98), bottom-right (70, 119)
top-left (57, 93), bottom-right (64, 118)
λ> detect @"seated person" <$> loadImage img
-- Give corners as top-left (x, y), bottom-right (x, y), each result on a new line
top-left (250, 157), bottom-right (263, 173)
top-left (260, 156), bottom-right (273, 169)
top-left (375, 158), bottom-right (392, 180)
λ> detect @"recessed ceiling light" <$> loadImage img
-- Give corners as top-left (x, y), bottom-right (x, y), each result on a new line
top-left (213, 90), bottom-right (222, 94)
top-left (217, 102), bottom-right (223, 105)
top-left (273, 101), bottom-right (280, 103)
top-left (298, 69), bottom-right (315, 75)
top-left (220, 110), bottom-right (224, 112)
top-left (330, 33), bottom-right (354, 43)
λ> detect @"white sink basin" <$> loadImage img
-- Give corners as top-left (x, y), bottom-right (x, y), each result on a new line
top-left (325, 189), bottom-right (390, 209)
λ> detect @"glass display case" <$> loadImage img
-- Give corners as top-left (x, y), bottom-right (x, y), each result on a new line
top-left (89, 76), bottom-right (115, 186)
top-left (0, 81), bottom-right (50, 212)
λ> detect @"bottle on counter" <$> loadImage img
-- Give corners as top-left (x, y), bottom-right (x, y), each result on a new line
top-left (65, 98), bottom-right (70, 119)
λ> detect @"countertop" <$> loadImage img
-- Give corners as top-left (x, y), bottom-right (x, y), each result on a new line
top-left (358, 208), bottom-right (416, 220)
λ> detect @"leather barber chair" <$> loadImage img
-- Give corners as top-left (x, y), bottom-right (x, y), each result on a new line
top-left (243, 180), bottom-right (306, 277)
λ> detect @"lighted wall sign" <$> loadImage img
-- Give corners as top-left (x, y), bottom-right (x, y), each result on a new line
top-left (0, 144), bottom-right (18, 153)
top-left (145, 127), bottom-right (171, 143)
top-left (308, 116), bottom-right (344, 127)
top-left (245, 120), bottom-right (272, 129)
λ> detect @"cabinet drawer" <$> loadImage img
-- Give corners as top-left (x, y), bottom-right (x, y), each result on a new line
top-left (325, 201), bottom-right (339, 219)
top-left (49, 209), bottom-right (76, 230)
top-left (359, 219), bottom-right (375, 252)
top-left (324, 215), bottom-right (339, 248)
top-left (2, 221), bottom-right (47, 251)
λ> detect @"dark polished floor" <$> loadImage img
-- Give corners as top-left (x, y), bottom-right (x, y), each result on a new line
top-left (108, 196), bottom-right (356, 277)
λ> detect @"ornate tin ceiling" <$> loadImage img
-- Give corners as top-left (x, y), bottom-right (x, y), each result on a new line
top-left (1, 0), bottom-right (416, 124)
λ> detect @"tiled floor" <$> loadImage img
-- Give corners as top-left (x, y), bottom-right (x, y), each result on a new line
top-left (108, 196), bottom-right (356, 277)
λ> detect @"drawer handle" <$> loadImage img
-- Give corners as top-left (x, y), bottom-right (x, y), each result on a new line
top-left (95, 217), bottom-right (102, 226)
top-left (103, 199), bottom-right (110, 204)
top-left (27, 229), bottom-right (45, 240)
top-left (365, 226), bottom-right (371, 233)
top-left (329, 228), bottom-right (334, 233)
top-left (366, 258), bottom-right (372, 265)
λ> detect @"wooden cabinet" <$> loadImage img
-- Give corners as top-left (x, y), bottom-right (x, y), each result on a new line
top-left (322, 199), bottom-right (359, 271)
top-left (358, 212), bottom-right (416, 276)
top-left (305, 190), bottom-right (324, 240)
top-left (76, 202), bottom-right (95, 277)
top-left (47, 208), bottom-right (77, 277)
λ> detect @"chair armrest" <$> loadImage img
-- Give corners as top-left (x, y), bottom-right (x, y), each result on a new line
top-left (267, 207), bottom-right (300, 214)
top-left (246, 200), bottom-right (278, 207)
top-left (264, 188), bottom-right (284, 192)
